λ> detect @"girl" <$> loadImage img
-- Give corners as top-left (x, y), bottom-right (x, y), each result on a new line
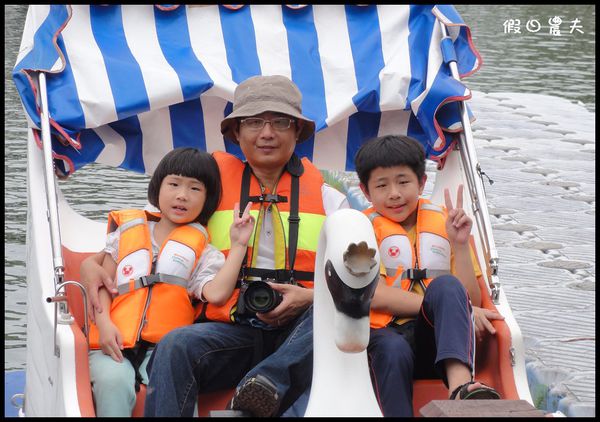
top-left (87, 147), bottom-right (254, 416)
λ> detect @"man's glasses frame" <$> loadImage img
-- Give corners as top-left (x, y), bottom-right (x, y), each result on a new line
top-left (240, 117), bottom-right (295, 131)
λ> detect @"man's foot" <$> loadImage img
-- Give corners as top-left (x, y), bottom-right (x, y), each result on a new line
top-left (449, 381), bottom-right (501, 400)
top-left (230, 375), bottom-right (281, 417)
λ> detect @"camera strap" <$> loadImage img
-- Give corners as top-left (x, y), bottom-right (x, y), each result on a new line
top-left (238, 160), bottom-right (303, 284)
top-left (243, 268), bottom-right (313, 282)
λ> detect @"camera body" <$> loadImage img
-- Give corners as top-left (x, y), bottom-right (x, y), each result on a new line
top-left (238, 278), bottom-right (283, 314)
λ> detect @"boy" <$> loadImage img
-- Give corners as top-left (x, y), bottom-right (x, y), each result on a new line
top-left (354, 134), bottom-right (501, 416)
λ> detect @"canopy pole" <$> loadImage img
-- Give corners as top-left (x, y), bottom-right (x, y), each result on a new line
top-left (38, 71), bottom-right (64, 285)
top-left (437, 21), bottom-right (501, 303)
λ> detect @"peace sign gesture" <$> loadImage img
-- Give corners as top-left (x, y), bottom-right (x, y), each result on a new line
top-left (231, 201), bottom-right (255, 248)
top-left (444, 184), bottom-right (472, 246)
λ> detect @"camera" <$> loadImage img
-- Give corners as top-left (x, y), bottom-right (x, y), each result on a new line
top-left (239, 279), bottom-right (283, 314)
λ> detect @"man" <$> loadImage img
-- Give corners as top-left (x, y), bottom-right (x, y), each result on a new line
top-left (80, 75), bottom-right (349, 417)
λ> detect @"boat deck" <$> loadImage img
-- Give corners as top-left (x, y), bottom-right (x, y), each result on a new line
top-left (470, 91), bottom-right (595, 417)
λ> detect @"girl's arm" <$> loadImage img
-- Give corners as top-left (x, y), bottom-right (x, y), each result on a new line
top-left (94, 254), bottom-right (124, 362)
top-left (81, 251), bottom-right (118, 321)
top-left (201, 202), bottom-right (255, 305)
top-left (91, 252), bottom-right (117, 325)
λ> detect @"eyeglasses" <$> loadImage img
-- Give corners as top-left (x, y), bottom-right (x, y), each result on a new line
top-left (240, 117), bottom-right (295, 131)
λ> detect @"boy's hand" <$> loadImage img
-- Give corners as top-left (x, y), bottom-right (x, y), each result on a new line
top-left (472, 306), bottom-right (505, 342)
top-left (444, 184), bottom-right (473, 246)
top-left (231, 202), bottom-right (255, 248)
top-left (97, 318), bottom-right (124, 363)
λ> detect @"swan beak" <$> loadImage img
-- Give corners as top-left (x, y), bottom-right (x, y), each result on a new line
top-left (324, 260), bottom-right (379, 353)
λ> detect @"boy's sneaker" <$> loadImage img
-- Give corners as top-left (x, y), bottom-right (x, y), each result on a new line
top-left (230, 375), bottom-right (281, 417)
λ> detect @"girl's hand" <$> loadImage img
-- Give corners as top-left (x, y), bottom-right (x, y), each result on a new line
top-left (97, 319), bottom-right (124, 363)
top-left (444, 184), bottom-right (473, 246)
top-left (231, 202), bottom-right (255, 248)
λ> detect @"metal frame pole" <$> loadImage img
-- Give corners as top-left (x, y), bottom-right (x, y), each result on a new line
top-left (438, 21), bottom-right (501, 303)
top-left (38, 71), bottom-right (64, 285)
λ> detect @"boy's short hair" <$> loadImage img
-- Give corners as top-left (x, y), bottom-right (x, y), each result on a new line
top-left (148, 147), bottom-right (222, 226)
top-left (354, 135), bottom-right (426, 190)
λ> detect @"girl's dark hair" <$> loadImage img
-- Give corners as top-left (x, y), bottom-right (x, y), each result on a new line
top-left (147, 148), bottom-right (221, 226)
top-left (354, 135), bottom-right (426, 191)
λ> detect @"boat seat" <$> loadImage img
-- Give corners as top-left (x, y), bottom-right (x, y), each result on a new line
top-left (61, 247), bottom-right (515, 417)
top-left (61, 247), bottom-right (235, 417)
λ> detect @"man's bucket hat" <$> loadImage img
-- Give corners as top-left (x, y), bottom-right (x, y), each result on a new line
top-left (220, 75), bottom-right (315, 144)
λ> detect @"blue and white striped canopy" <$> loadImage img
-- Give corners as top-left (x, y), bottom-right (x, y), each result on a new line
top-left (13, 4), bottom-right (481, 176)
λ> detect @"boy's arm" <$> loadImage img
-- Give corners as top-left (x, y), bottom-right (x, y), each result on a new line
top-left (201, 202), bottom-right (254, 306)
top-left (444, 185), bottom-right (482, 307)
top-left (452, 244), bottom-right (481, 307)
top-left (370, 276), bottom-right (423, 318)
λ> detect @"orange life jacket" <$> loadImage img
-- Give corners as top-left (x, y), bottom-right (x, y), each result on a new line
top-left (197, 151), bottom-right (326, 323)
top-left (88, 209), bottom-right (208, 349)
top-left (365, 199), bottom-right (452, 329)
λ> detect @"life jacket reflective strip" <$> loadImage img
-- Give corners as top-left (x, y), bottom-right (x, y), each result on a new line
top-left (365, 199), bottom-right (452, 329)
top-left (201, 151), bottom-right (326, 323)
top-left (89, 209), bottom-right (208, 348)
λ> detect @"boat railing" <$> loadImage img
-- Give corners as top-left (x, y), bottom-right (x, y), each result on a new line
top-left (37, 69), bottom-right (89, 355)
top-left (38, 71), bottom-right (65, 287)
top-left (46, 280), bottom-right (90, 356)
top-left (438, 20), bottom-right (501, 304)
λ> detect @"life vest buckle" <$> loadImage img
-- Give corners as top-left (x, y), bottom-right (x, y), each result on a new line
top-left (248, 193), bottom-right (288, 204)
top-left (405, 268), bottom-right (427, 281)
top-left (274, 269), bottom-right (295, 284)
top-left (137, 274), bottom-right (161, 288)
top-left (265, 193), bottom-right (287, 203)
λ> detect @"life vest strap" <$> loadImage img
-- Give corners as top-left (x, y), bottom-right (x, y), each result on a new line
top-left (239, 159), bottom-right (303, 283)
top-left (122, 340), bottom-right (153, 393)
top-left (118, 217), bottom-right (146, 234)
top-left (390, 268), bottom-right (452, 288)
top-left (117, 273), bottom-right (188, 296)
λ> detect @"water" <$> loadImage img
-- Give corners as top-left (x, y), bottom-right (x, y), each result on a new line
top-left (4, 3), bottom-right (595, 378)
top-left (454, 5), bottom-right (595, 113)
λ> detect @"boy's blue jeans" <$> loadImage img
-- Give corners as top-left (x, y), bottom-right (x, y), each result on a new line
top-left (144, 306), bottom-right (313, 417)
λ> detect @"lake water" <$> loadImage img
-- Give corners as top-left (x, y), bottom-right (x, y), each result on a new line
top-left (4, 4), bottom-right (595, 375)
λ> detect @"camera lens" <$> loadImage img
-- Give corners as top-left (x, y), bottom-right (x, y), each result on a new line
top-left (244, 281), bottom-right (282, 313)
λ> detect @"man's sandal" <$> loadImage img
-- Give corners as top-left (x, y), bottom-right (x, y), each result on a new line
top-left (449, 381), bottom-right (501, 400)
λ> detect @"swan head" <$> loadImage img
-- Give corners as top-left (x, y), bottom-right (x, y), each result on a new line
top-left (324, 241), bottom-right (379, 353)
